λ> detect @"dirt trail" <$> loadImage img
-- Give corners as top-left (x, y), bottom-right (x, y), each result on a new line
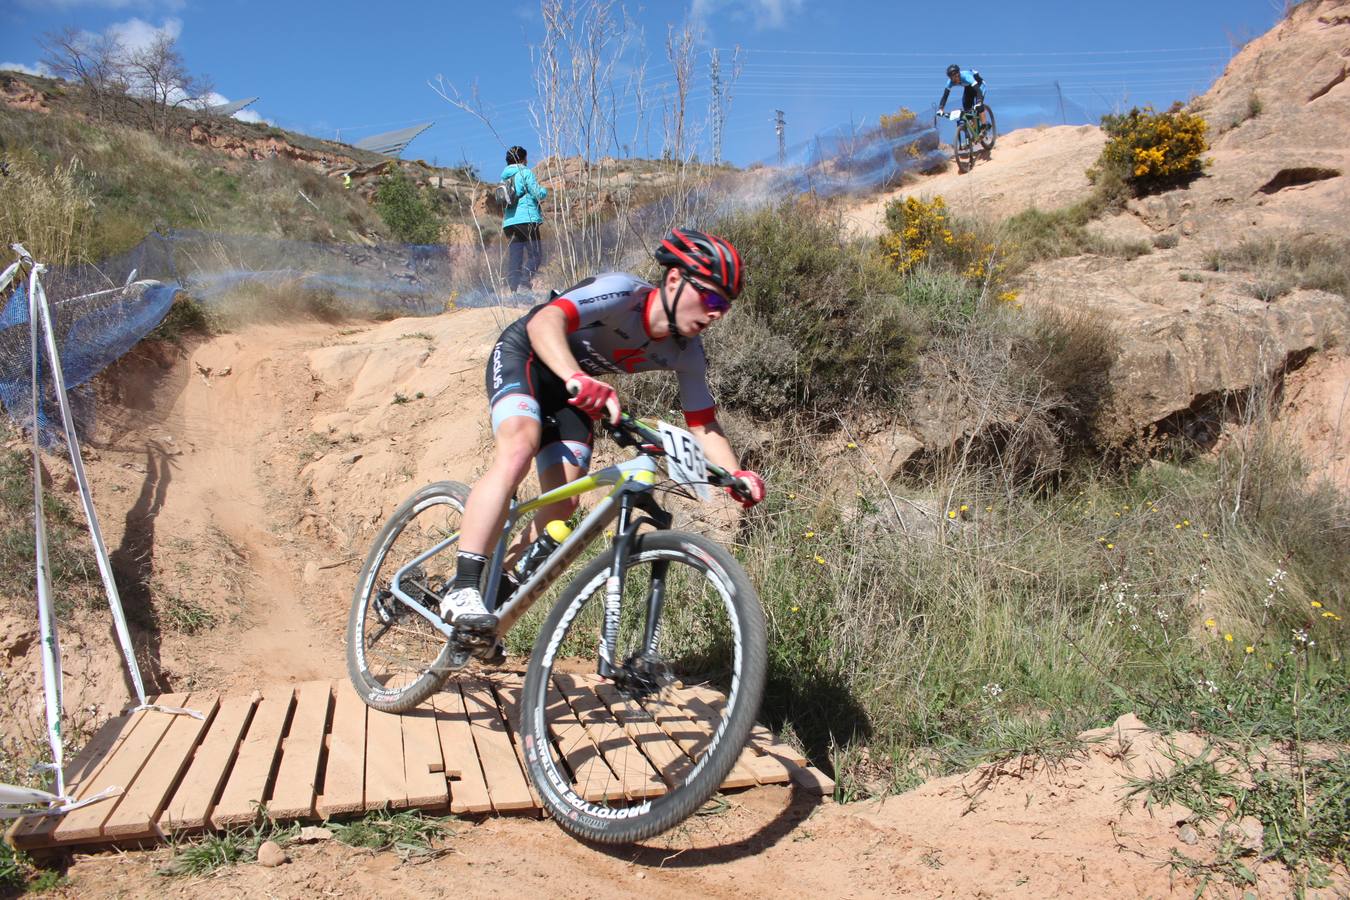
top-left (88, 322), bottom-right (351, 693)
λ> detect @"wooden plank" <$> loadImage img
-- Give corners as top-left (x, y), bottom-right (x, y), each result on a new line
top-left (161, 694), bottom-right (257, 831)
top-left (679, 693), bottom-right (779, 788)
top-left (593, 682), bottom-right (694, 788)
top-left (429, 686), bottom-right (490, 815)
top-left (363, 706), bottom-right (409, 811)
top-left (399, 707), bottom-right (449, 810)
top-left (268, 681), bottom-right (332, 820)
top-left (459, 678), bottom-right (534, 812)
top-left (52, 693), bottom-right (192, 843)
top-left (786, 764), bottom-right (836, 796)
top-left (103, 696), bottom-right (221, 839)
top-left (750, 724), bottom-right (808, 766)
top-left (638, 691), bottom-right (756, 790)
top-left (541, 682), bottom-right (624, 802)
top-left (11, 708), bottom-right (145, 848)
top-left (211, 686), bottom-right (294, 827)
top-left (681, 683), bottom-right (806, 765)
top-left (736, 745), bottom-right (792, 785)
top-left (483, 675), bottom-right (542, 808)
top-left (316, 681), bottom-right (366, 818)
top-left (554, 675), bottom-right (665, 800)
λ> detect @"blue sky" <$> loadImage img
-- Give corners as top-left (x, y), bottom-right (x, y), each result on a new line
top-left (2, 0), bottom-right (1285, 176)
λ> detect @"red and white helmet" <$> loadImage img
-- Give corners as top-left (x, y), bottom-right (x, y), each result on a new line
top-left (654, 228), bottom-right (745, 300)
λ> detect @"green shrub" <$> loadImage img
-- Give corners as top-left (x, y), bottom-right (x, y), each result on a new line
top-left (708, 201), bottom-right (924, 413)
top-left (147, 293), bottom-right (213, 342)
top-left (373, 168), bottom-right (443, 244)
top-left (1090, 103), bottom-right (1209, 194)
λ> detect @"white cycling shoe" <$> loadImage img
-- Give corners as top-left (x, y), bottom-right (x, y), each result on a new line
top-left (438, 587), bottom-right (498, 632)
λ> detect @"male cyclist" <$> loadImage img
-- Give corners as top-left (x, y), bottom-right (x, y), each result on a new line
top-left (937, 63), bottom-right (986, 118)
top-left (439, 228), bottom-right (767, 635)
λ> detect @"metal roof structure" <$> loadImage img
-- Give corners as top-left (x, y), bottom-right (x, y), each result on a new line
top-left (208, 96), bottom-right (259, 117)
top-left (353, 122), bottom-right (433, 157)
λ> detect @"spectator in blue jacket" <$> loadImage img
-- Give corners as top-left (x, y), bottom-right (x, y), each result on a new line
top-left (938, 64), bottom-right (985, 117)
top-left (502, 146), bottom-right (548, 292)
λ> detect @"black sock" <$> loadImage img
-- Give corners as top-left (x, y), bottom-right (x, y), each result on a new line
top-left (452, 551), bottom-right (487, 591)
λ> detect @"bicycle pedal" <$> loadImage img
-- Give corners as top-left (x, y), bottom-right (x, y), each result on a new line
top-left (472, 640), bottom-right (507, 666)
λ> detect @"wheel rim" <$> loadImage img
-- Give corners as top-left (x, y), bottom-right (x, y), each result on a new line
top-left (528, 546), bottom-right (746, 823)
top-left (956, 128), bottom-right (974, 167)
top-left (354, 495), bottom-right (460, 694)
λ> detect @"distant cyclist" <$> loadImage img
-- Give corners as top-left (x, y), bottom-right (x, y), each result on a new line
top-left (937, 64), bottom-right (985, 118)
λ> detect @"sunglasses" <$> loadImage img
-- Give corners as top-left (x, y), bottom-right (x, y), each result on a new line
top-left (683, 274), bottom-right (731, 313)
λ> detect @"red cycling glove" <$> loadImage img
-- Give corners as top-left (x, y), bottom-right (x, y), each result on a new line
top-left (566, 372), bottom-right (621, 424)
top-left (726, 469), bottom-right (766, 509)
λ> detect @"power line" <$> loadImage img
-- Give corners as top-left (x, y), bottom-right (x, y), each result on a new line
top-left (718, 45), bottom-right (1232, 58)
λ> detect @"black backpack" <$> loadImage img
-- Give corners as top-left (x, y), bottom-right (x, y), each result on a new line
top-left (492, 169), bottom-right (521, 210)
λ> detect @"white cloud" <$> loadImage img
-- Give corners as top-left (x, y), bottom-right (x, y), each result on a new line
top-left (0, 61), bottom-right (51, 77)
top-left (691, 0), bottom-right (805, 32)
top-left (107, 16), bottom-right (182, 55)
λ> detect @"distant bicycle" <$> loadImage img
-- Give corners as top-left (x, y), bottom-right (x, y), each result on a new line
top-left (936, 103), bottom-right (996, 173)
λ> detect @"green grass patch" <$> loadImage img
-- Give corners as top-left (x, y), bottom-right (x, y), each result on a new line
top-left (330, 808), bottom-right (457, 861)
top-left (158, 815), bottom-right (299, 877)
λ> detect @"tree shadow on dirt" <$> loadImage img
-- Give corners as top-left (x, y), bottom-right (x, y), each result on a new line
top-left (107, 442), bottom-right (176, 695)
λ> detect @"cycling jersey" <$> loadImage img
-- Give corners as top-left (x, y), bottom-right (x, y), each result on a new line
top-left (484, 271), bottom-right (719, 471)
top-left (939, 69), bottom-right (985, 111)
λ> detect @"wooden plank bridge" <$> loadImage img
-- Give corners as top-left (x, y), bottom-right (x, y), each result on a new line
top-left (8, 673), bottom-right (833, 850)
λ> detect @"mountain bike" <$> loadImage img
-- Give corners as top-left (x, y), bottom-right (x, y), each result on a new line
top-left (937, 102), bottom-right (996, 173)
top-left (345, 412), bottom-right (767, 844)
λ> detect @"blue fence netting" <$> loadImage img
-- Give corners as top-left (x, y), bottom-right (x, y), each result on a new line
top-left (2, 80), bottom-right (1120, 440)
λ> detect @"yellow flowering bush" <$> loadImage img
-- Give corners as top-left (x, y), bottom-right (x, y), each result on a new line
top-left (878, 195), bottom-right (1006, 286)
top-left (1091, 103), bottom-right (1208, 192)
top-left (878, 106), bottom-right (918, 136)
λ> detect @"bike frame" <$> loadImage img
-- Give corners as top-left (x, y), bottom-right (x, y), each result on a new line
top-left (385, 454), bottom-right (671, 656)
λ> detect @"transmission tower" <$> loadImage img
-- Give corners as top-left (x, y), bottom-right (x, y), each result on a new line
top-left (710, 50), bottom-right (723, 165)
top-left (774, 109), bottom-right (786, 165)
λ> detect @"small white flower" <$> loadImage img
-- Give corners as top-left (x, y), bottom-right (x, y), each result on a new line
top-left (981, 682), bottom-right (1004, 700)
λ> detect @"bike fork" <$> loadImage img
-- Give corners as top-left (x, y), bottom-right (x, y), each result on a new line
top-left (596, 495), bottom-right (634, 679)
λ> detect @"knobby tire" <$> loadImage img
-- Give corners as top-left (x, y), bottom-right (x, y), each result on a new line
top-left (346, 481), bottom-right (467, 713)
top-left (519, 530), bottom-right (767, 844)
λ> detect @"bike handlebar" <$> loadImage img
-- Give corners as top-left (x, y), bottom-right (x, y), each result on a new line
top-left (564, 383), bottom-right (747, 497)
top-left (605, 413), bottom-right (739, 488)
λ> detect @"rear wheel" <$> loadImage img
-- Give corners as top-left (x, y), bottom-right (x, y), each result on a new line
top-left (955, 123), bottom-right (976, 173)
top-left (979, 106), bottom-right (997, 152)
top-left (346, 481), bottom-right (466, 713)
top-left (520, 530), bottom-right (766, 844)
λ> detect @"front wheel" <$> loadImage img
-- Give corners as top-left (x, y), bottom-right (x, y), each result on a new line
top-left (346, 481), bottom-right (467, 713)
top-left (520, 530), bottom-right (766, 844)
top-left (979, 106), bottom-right (997, 152)
top-left (954, 122), bottom-right (976, 173)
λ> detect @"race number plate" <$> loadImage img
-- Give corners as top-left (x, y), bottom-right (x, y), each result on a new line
top-left (657, 422), bottom-right (712, 501)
